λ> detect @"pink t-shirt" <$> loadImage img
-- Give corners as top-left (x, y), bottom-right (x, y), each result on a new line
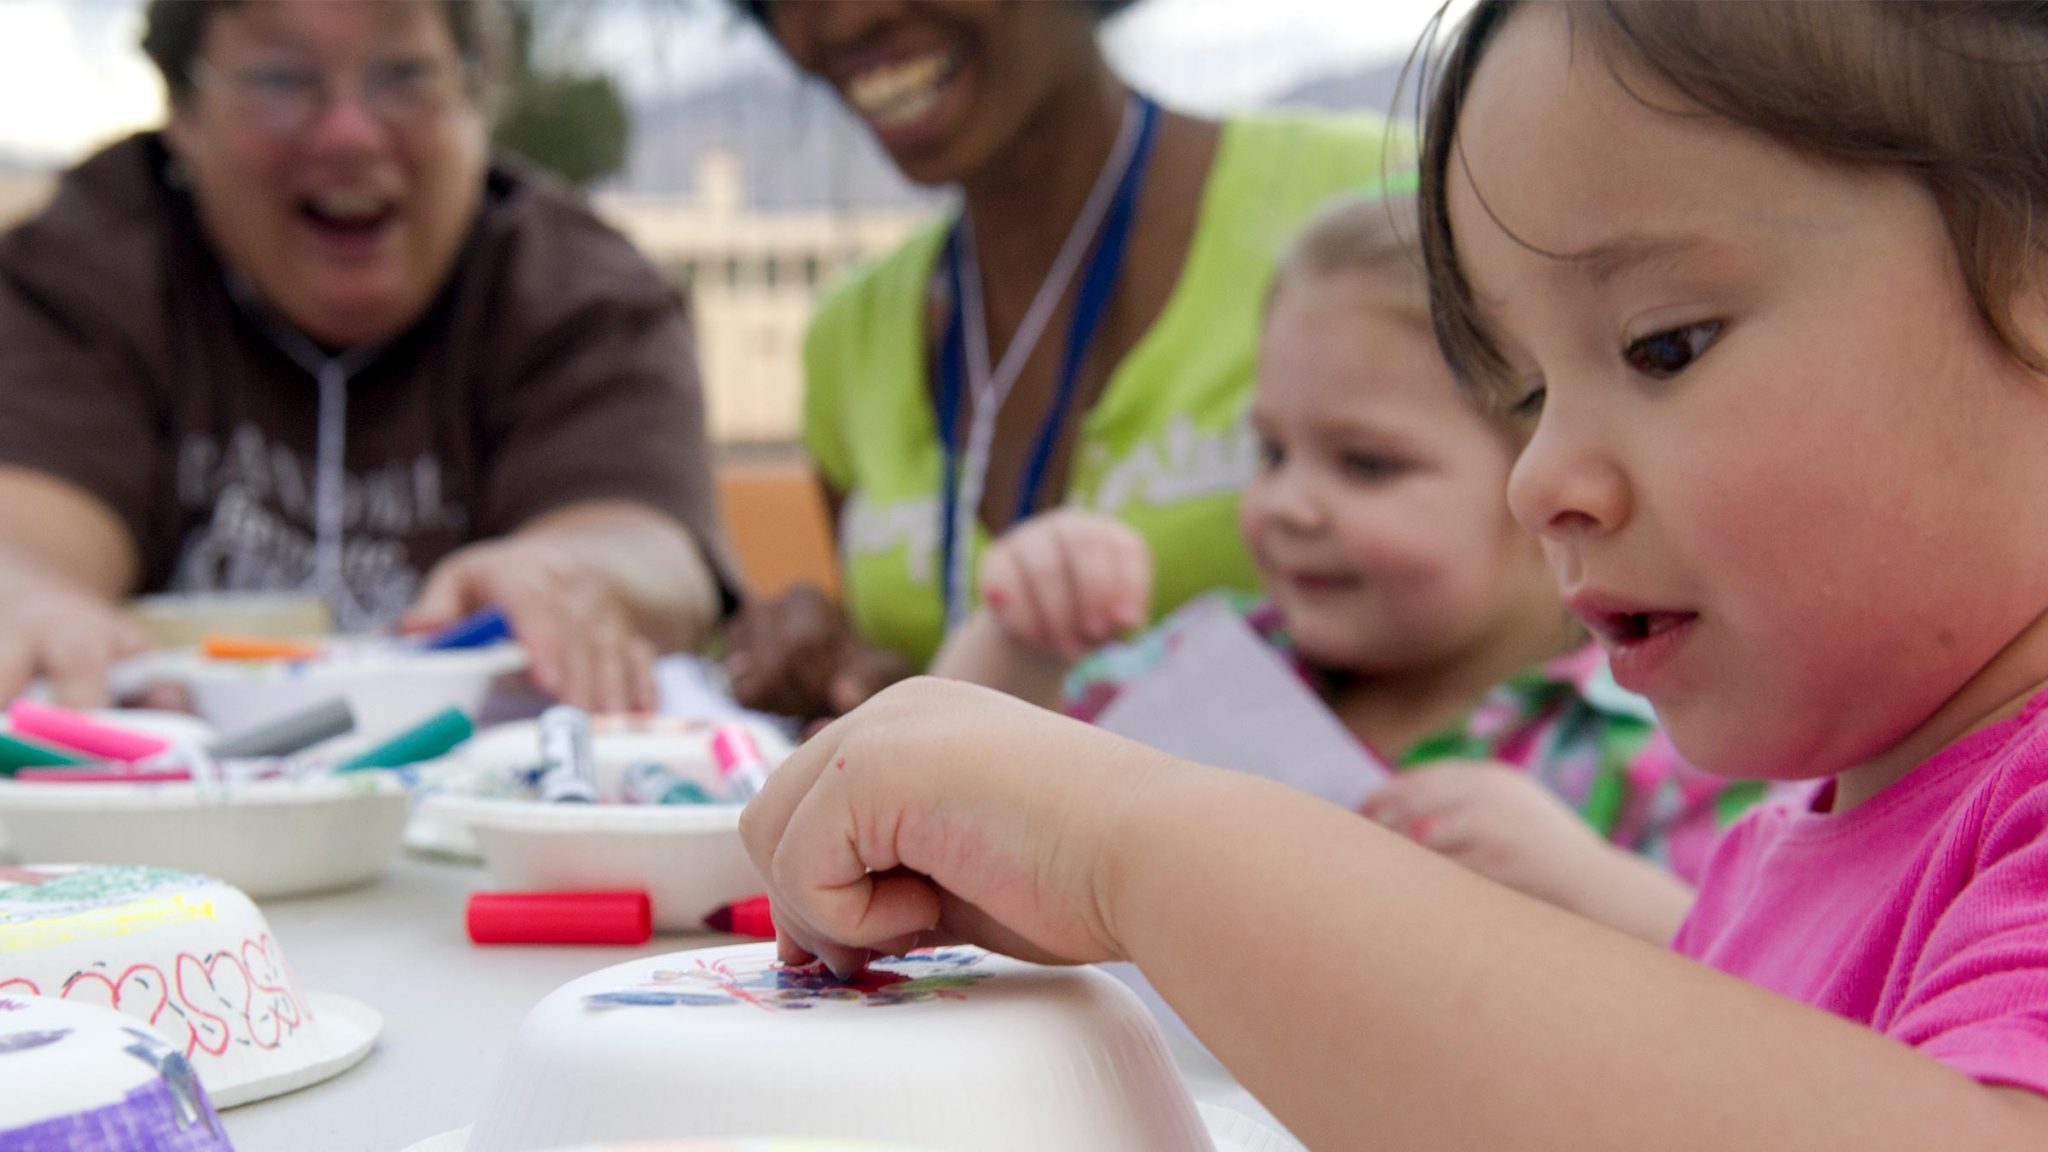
top-left (1673, 691), bottom-right (2048, 1096)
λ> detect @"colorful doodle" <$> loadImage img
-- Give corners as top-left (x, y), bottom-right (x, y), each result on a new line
top-left (584, 948), bottom-right (993, 1013)
top-left (0, 866), bottom-right (196, 909)
top-left (0, 1028), bottom-right (70, 1054)
top-left (1, 934), bottom-right (310, 1061)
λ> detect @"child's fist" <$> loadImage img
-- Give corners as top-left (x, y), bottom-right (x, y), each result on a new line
top-left (1362, 761), bottom-right (1609, 912)
top-left (977, 509), bottom-right (1152, 660)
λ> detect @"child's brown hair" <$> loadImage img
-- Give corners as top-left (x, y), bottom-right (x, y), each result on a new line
top-left (1271, 190), bottom-right (1427, 327)
top-left (1418, 1), bottom-right (2048, 404)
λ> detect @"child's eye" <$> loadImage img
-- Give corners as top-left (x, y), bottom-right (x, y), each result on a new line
top-left (1339, 451), bottom-right (1405, 481)
top-left (1623, 320), bottom-right (1723, 379)
top-left (1256, 437), bottom-right (1284, 471)
top-left (1508, 386), bottom-right (1546, 418)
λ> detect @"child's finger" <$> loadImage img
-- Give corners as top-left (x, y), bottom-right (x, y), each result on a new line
top-left (738, 714), bottom-right (845, 895)
top-left (767, 742), bottom-right (945, 974)
top-left (1011, 535), bottom-right (1084, 657)
top-left (1062, 524), bottom-right (1128, 645)
top-left (1411, 809), bottom-right (1479, 855)
top-left (1362, 774), bottom-right (1471, 835)
top-left (980, 548), bottom-right (1039, 643)
top-left (1113, 533), bottom-right (1153, 630)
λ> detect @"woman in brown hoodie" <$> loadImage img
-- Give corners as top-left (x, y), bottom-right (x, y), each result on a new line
top-left (0, 0), bottom-right (738, 712)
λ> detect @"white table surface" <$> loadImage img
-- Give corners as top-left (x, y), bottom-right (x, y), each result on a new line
top-left (220, 853), bottom-right (1288, 1152)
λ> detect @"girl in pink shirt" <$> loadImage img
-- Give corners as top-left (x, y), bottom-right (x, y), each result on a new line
top-left (739, 3), bottom-right (2048, 1148)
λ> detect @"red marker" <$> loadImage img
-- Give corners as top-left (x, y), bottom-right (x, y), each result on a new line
top-left (703, 894), bottom-right (775, 939)
top-left (467, 889), bottom-right (652, 946)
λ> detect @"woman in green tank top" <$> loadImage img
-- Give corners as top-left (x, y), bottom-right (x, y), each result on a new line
top-left (725, 0), bottom-right (1399, 723)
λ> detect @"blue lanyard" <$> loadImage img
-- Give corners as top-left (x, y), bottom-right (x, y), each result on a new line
top-left (936, 95), bottom-right (1162, 629)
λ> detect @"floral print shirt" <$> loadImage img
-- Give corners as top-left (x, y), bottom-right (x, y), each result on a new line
top-left (1065, 592), bottom-right (1762, 883)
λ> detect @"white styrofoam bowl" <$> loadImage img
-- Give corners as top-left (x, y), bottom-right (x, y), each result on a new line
top-left (0, 773), bottom-right (410, 898)
top-left (418, 795), bottom-right (758, 931)
top-left (119, 641), bottom-right (528, 740)
top-left (438, 943), bottom-right (1302, 1152)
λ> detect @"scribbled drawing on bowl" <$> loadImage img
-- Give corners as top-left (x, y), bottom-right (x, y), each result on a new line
top-left (0, 1027), bottom-right (71, 1054)
top-left (583, 947), bottom-right (993, 1013)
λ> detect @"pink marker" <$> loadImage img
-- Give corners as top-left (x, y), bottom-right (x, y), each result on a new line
top-left (8, 701), bottom-right (170, 764)
top-left (709, 724), bottom-right (772, 802)
top-left (15, 767), bottom-right (193, 784)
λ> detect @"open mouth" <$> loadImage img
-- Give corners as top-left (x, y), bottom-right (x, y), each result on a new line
top-left (846, 51), bottom-right (960, 129)
top-left (1283, 570), bottom-right (1362, 594)
top-left (1591, 610), bottom-right (1695, 646)
top-left (298, 190), bottom-right (399, 240)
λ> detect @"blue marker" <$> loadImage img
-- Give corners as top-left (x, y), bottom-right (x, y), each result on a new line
top-left (419, 606), bottom-right (513, 651)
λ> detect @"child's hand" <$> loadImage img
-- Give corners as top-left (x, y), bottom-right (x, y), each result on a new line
top-left (1362, 761), bottom-right (1611, 914)
top-left (978, 509), bottom-right (1152, 660)
top-left (738, 676), bottom-right (1171, 978)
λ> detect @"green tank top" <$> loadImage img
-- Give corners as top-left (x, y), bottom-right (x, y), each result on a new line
top-left (803, 112), bottom-right (1402, 668)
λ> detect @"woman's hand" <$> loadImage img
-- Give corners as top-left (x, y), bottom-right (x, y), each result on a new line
top-left (0, 581), bottom-right (149, 707)
top-left (978, 509), bottom-right (1152, 660)
top-left (739, 676), bottom-right (1170, 977)
top-left (405, 533), bottom-right (657, 713)
top-left (725, 584), bottom-right (912, 723)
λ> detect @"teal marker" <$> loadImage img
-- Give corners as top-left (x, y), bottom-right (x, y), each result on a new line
top-left (0, 732), bottom-right (89, 777)
top-left (336, 707), bottom-right (473, 772)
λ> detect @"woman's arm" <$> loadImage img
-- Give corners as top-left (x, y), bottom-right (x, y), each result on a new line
top-left (0, 467), bottom-right (148, 705)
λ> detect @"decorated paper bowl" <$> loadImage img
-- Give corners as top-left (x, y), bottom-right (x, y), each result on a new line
top-left (417, 795), bottom-right (757, 932)
top-left (0, 992), bottom-right (236, 1150)
top-left (406, 715), bottom-right (790, 862)
top-left (405, 1131), bottom-right (942, 1139)
top-left (0, 864), bottom-right (381, 1107)
top-left (414, 943), bottom-right (1304, 1152)
top-left (118, 640), bottom-right (528, 737)
top-left (0, 771), bottom-right (410, 898)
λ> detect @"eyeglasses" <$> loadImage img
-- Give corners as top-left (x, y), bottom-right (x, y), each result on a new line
top-left (188, 55), bottom-right (474, 138)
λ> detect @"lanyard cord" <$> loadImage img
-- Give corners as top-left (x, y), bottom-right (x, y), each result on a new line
top-left (226, 276), bottom-right (386, 631)
top-left (938, 92), bottom-right (1162, 631)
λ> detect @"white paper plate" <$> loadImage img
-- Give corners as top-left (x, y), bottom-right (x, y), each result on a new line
top-left (211, 991), bottom-right (382, 1108)
top-left (418, 795), bottom-right (757, 931)
top-left (114, 641), bottom-right (528, 737)
top-left (0, 773), bottom-right (410, 898)
top-left (0, 709), bottom-right (223, 863)
top-left (403, 716), bottom-right (791, 864)
top-left (399, 1105), bottom-right (1297, 1152)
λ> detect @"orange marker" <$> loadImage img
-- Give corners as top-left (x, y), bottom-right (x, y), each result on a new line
top-left (200, 634), bottom-right (324, 662)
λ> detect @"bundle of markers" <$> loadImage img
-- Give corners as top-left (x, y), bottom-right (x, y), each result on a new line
top-left (0, 694), bottom-right (487, 787)
top-left (0, 606), bottom-right (517, 787)
top-left (530, 707), bottom-right (772, 808)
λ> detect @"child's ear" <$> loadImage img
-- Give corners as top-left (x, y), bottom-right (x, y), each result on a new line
top-left (2016, 253), bottom-right (2048, 377)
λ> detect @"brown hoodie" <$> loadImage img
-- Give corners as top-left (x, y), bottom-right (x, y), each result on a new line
top-left (0, 133), bottom-right (736, 630)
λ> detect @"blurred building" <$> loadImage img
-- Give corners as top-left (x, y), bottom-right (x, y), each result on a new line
top-left (598, 148), bottom-right (930, 447)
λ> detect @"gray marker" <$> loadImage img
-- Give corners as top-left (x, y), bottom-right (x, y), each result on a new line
top-left (207, 697), bottom-right (355, 759)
